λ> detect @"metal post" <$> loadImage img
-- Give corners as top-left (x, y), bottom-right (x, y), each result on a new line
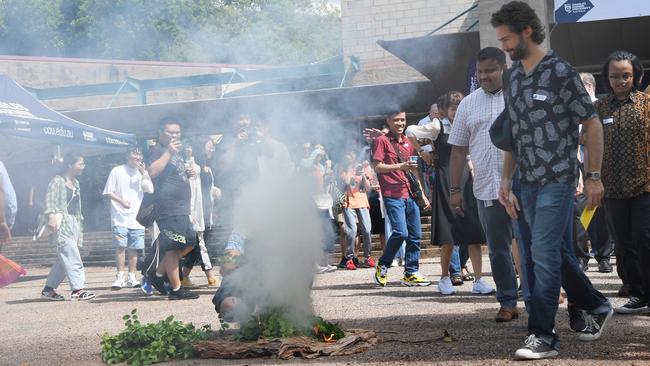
top-left (426, 4), bottom-right (478, 36)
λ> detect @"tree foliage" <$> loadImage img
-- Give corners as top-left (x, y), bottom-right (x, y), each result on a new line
top-left (0, 0), bottom-right (341, 65)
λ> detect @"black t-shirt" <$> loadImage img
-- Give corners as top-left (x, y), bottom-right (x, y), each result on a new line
top-left (148, 144), bottom-right (191, 218)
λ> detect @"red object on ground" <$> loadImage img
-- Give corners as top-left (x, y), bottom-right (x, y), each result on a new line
top-left (0, 255), bottom-right (27, 288)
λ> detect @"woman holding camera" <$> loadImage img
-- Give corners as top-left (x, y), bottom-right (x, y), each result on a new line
top-left (40, 152), bottom-right (95, 301)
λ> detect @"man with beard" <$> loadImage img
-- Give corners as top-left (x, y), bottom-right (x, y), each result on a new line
top-left (448, 47), bottom-right (518, 320)
top-left (491, 1), bottom-right (613, 360)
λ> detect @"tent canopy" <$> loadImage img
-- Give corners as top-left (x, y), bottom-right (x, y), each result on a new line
top-left (0, 75), bottom-right (136, 163)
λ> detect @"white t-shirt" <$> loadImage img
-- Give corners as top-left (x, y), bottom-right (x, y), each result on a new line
top-left (103, 164), bottom-right (146, 229)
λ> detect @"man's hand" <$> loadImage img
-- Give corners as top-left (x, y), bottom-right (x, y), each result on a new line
top-left (498, 180), bottom-right (520, 219)
top-left (212, 186), bottom-right (222, 200)
top-left (137, 161), bottom-right (147, 175)
top-left (584, 179), bottom-right (604, 209)
top-left (401, 161), bottom-right (418, 171)
top-left (168, 138), bottom-right (182, 154)
top-left (450, 192), bottom-right (464, 217)
top-left (186, 166), bottom-right (197, 179)
top-left (0, 222), bottom-right (11, 246)
top-left (121, 200), bottom-right (131, 209)
top-left (363, 128), bottom-right (384, 141)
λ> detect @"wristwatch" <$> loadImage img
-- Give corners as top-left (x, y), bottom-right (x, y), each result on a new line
top-left (585, 171), bottom-right (601, 181)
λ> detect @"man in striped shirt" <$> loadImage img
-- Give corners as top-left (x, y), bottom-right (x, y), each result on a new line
top-left (448, 47), bottom-right (519, 322)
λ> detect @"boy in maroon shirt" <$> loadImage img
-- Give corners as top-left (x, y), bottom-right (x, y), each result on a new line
top-left (371, 107), bottom-right (431, 287)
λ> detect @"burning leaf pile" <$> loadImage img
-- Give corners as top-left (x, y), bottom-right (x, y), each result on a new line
top-left (194, 308), bottom-right (378, 360)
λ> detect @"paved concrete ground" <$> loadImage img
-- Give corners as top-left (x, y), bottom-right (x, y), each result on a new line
top-left (1, 257), bottom-right (649, 366)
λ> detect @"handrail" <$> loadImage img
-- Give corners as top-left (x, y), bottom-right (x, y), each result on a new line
top-left (426, 3), bottom-right (478, 36)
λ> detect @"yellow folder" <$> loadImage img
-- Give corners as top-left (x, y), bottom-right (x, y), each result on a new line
top-left (580, 207), bottom-right (597, 230)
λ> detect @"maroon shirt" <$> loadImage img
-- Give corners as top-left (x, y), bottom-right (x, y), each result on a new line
top-left (372, 133), bottom-right (416, 199)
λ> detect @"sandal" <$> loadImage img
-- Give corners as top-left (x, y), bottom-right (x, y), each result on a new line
top-left (41, 289), bottom-right (65, 301)
top-left (450, 274), bottom-right (464, 286)
top-left (461, 267), bottom-right (475, 281)
top-left (71, 289), bottom-right (96, 301)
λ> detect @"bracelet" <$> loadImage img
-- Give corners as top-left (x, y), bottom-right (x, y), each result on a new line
top-left (449, 187), bottom-right (461, 194)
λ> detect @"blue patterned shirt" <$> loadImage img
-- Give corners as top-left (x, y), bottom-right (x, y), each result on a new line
top-left (505, 51), bottom-right (597, 186)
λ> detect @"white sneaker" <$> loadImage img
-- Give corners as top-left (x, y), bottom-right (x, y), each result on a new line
top-left (438, 276), bottom-right (456, 295)
top-left (126, 272), bottom-right (141, 288)
top-left (392, 259), bottom-right (399, 267)
top-left (111, 272), bottom-right (125, 290)
top-left (472, 277), bottom-right (496, 295)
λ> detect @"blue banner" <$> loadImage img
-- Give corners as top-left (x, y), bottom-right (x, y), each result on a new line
top-left (0, 75), bottom-right (136, 148)
top-left (555, 0), bottom-right (650, 23)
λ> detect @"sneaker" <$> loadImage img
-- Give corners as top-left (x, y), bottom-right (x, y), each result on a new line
top-left (373, 263), bottom-right (388, 287)
top-left (140, 278), bottom-right (154, 296)
top-left (438, 276), bottom-right (456, 295)
top-left (568, 304), bottom-right (587, 332)
top-left (207, 276), bottom-right (220, 287)
top-left (471, 278), bottom-right (496, 295)
top-left (181, 278), bottom-right (199, 289)
top-left (41, 289), bottom-right (65, 301)
top-left (71, 290), bottom-right (95, 301)
top-left (514, 334), bottom-right (559, 360)
top-left (126, 272), bottom-right (140, 288)
top-left (149, 274), bottom-right (169, 295)
top-left (337, 257), bottom-right (347, 269)
top-left (401, 272), bottom-right (431, 287)
top-left (168, 287), bottom-right (200, 300)
top-left (615, 296), bottom-right (649, 314)
top-left (578, 306), bottom-right (614, 341)
top-left (391, 259), bottom-right (399, 267)
top-left (597, 259), bottom-right (613, 273)
top-left (111, 272), bottom-right (125, 290)
top-left (365, 256), bottom-right (376, 268)
top-left (345, 258), bottom-right (357, 270)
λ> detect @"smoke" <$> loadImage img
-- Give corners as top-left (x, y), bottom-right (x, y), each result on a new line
top-left (227, 173), bottom-right (323, 324)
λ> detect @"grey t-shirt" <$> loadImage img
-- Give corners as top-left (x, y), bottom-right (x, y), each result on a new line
top-left (505, 51), bottom-right (597, 186)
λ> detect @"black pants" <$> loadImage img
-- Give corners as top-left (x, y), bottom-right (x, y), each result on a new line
top-left (605, 193), bottom-right (650, 299)
top-left (573, 195), bottom-right (614, 262)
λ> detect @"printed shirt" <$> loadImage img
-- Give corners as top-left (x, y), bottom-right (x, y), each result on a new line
top-left (448, 88), bottom-right (505, 200)
top-left (371, 133), bottom-right (416, 199)
top-left (341, 168), bottom-right (370, 209)
top-left (595, 91), bottom-right (650, 198)
top-left (44, 175), bottom-right (84, 246)
top-left (148, 145), bottom-right (191, 218)
top-left (505, 51), bottom-right (597, 186)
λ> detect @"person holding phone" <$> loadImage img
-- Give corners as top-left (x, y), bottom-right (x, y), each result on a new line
top-left (103, 147), bottom-right (154, 290)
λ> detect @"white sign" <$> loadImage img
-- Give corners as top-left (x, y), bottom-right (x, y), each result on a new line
top-left (554, 0), bottom-right (650, 23)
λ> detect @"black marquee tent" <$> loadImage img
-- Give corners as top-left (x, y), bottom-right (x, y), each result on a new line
top-left (0, 75), bottom-right (136, 164)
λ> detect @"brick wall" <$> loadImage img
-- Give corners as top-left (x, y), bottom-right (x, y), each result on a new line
top-left (342, 0), bottom-right (479, 85)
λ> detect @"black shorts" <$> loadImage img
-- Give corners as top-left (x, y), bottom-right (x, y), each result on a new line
top-left (157, 215), bottom-right (198, 252)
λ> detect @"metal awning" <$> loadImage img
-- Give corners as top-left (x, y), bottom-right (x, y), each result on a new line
top-left (64, 81), bottom-right (437, 138)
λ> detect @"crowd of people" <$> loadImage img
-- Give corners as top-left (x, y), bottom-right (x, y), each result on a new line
top-left (1, 0), bottom-right (649, 361)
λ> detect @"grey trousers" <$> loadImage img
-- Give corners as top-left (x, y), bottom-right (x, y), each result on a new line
top-left (45, 216), bottom-right (86, 291)
top-left (342, 207), bottom-right (372, 259)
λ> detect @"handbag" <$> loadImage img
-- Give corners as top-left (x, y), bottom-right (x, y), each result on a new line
top-left (489, 69), bottom-right (514, 152)
top-left (136, 192), bottom-right (157, 228)
top-left (390, 141), bottom-right (427, 208)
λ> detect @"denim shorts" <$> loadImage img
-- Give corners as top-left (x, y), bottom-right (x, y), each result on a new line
top-left (112, 226), bottom-right (145, 250)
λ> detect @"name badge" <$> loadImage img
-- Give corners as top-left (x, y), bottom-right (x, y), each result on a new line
top-left (532, 93), bottom-right (547, 101)
top-left (603, 117), bottom-right (614, 125)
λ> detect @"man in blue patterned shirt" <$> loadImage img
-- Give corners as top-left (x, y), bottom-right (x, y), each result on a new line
top-left (491, 1), bottom-right (613, 361)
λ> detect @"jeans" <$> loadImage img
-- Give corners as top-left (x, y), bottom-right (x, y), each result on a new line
top-left (384, 213), bottom-right (405, 259)
top-left (342, 207), bottom-right (372, 259)
top-left (379, 197), bottom-right (421, 274)
top-left (520, 182), bottom-right (609, 344)
top-left (605, 193), bottom-right (650, 299)
top-left (449, 245), bottom-right (461, 275)
top-left (476, 199), bottom-right (518, 309)
top-left (45, 215), bottom-right (85, 291)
